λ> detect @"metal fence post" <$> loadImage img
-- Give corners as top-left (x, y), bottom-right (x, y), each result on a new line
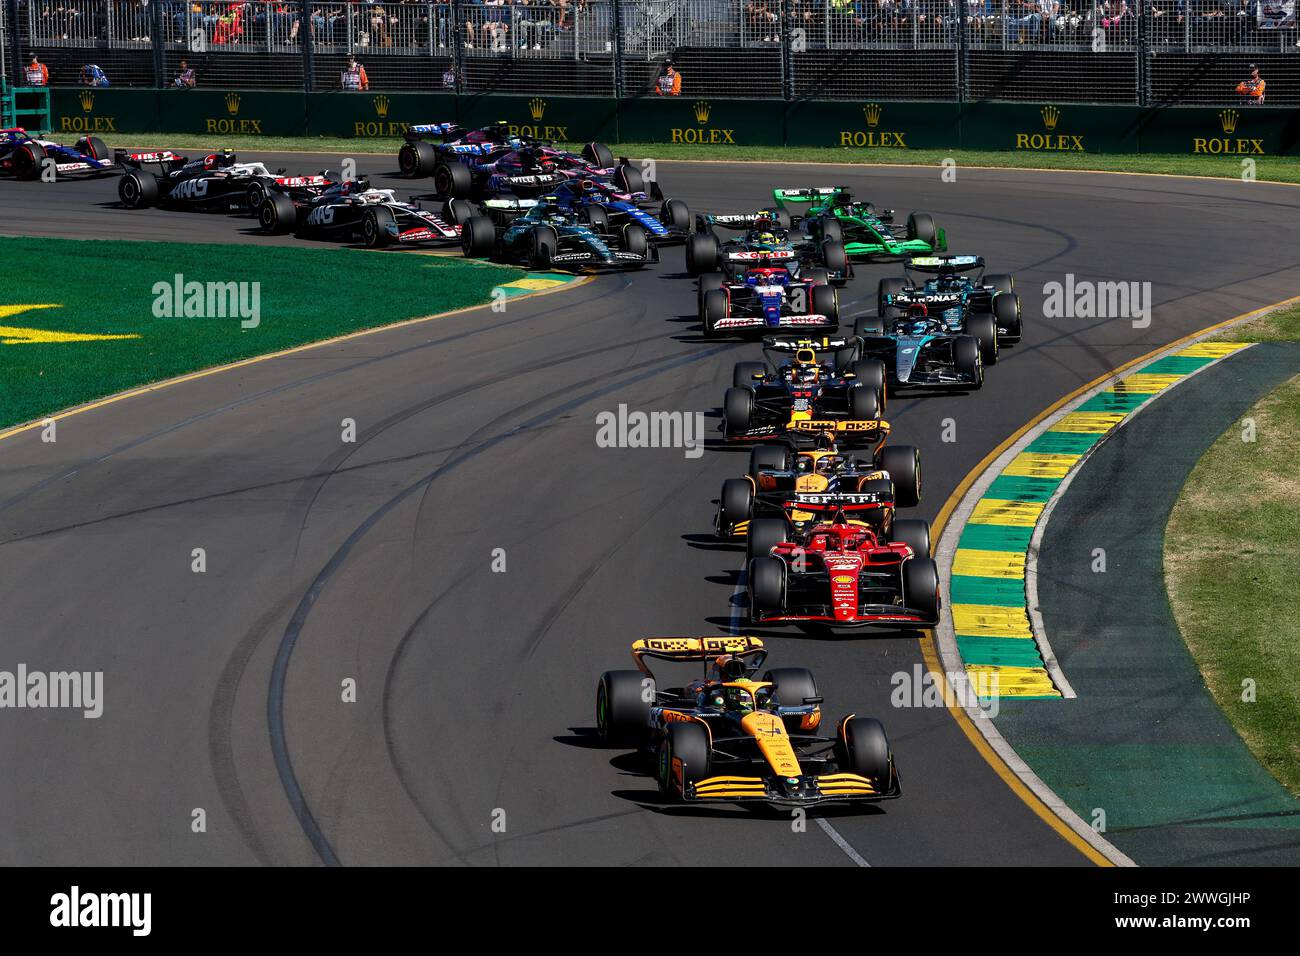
top-left (302, 1), bottom-right (316, 92)
top-left (451, 0), bottom-right (464, 94)
top-left (612, 0), bottom-right (624, 98)
top-left (780, 0), bottom-right (793, 101)
top-left (1137, 0), bottom-right (1150, 107)
top-left (149, 0), bottom-right (165, 88)
top-left (957, 0), bottom-right (968, 105)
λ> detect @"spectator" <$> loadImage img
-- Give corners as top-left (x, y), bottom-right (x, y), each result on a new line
top-left (341, 54), bottom-right (370, 90)
top-left (24, 54), bottom-right (49, 87)
top-left (174, 58), bottom-right (198, 88)
top-left (79, 63), bottom-right (110, 87)
top-left (442, 64), bottom-right (458, 89)
top-left (516, 0), bottom-right (550, 50)
top-left (655, 59), bottom-right (682, 96)
top-left (1237, 62), bottom-right (1266, 102)
top-left (746, 0), bottom-right (780, 42)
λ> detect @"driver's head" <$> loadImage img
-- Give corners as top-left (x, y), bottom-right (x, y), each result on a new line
top-left (717, 656), bottom-right (747, 681)
top-left (724, 687), bottom-right (754, 715)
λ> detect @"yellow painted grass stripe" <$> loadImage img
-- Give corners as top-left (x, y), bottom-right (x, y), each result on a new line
top-left (1050, 410), bottom-right (1129, 433)
top-left (1178, 341), bottom-right (1251, 358)
top-left (969, 498), bottom-right (1046, 527)
top-left (965, 664), bottom-right (1062, 698)
top-left (1001, 451), bottom-right (1079, 479)
top-left (952, 549), bottom-right (1026, 578)
top-left (952, 603), bottom-right (1033, 638)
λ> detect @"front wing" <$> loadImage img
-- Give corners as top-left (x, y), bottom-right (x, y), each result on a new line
top-left (682, 769), bottom-right (900, 805)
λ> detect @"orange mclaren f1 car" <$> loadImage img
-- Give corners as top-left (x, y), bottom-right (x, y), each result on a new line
top-left (595, 636), bottom-right (899, 807)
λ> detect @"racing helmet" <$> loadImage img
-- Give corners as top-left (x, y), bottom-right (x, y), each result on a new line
top-left (716, 655), bottom-right (747, 682)
top-left (721, 687), bottom-right (754, 715)
top-left (754, 232), bottom-right (777, 247)
top-left (204, 150), bottom-right (236, 170)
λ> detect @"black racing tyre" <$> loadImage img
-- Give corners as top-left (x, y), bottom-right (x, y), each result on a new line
top-left (820, 240), bottom-right (848, 275)
top-left (657, 721), bottom-right (711, 793)
top-left (878, 276), bottom-right (909, 317)
top-left (847, 383), bottom-right (879, 423)
top-left (907, 212), bottom-right (937, 246)
top-left (686, 231), bottom-right (719, 276)
top-left (748, 443), bottom-right (790, 479)
top-left (579, 204), bottom-right (610, 232)
top-left (953, 335), bottom-right (983, 389)
top-left (847, 358), bottom-right (887, 412)
top-left (444, 198), bottom-right (478, 226)
top-left (582, 141), bottom-right (615, 169)
top-left (810, 283), bottom-right (839, 326)
top-left (83, 136), bottom-right (110, 162)
top-left (765, 207), bottom-right (792, 230)
top-left (697, 273), bottom-right (724, 311)
top-left (432, 160), bottom-right (471, 198)
top-left (833, 343), bottom-right (861, 373)
top-left (733, 360), bottom-right (768, 389)
top-left (889, 517), bottom-right (932, 561)
top-left (723, 384), bottom-right (753, 432)
top-left (622, 221), bottom-right (649, 259)
top-left (13, 141), bottom-right (45, 180)
top-left (461, 214), bottom-right (496, 258)
top-left (614, 162), bottom-right (644, 196)
top-left (877, 443), bottom-right (921, 508)
top-left (718, 478), bottom-right (755, 534)
top-left (529, 224), bottom-right (558, 269)
top-left (818, 217), bottom-right (844, 244)
top-left (857, 476), bottom-right (894, 500)
top-left (805, 267), bottom-right (830, 287)
top-left (966, 311), bottom-right (999, 366)
top-left (902, 557), bottom-right (941, 624)
top-left (245, 180), bottom-right (268, 213)
top-left (661, 198), bottom-right (691, 231)
top-left (854, 314), bottom-right (886, 338)
top-left (986, 272), bottom-right (1015, 296)
top-left (762, 667), bottom-right (819, 709)
top-left (839, 716), bottom-right (892, 782)
top-left (118, 170), bottom-right (159, 208)
top-left (746, 517), bottom-right (790, 566)
top-left (596, 670), bottom-right (651, 745)
top-left (362, 205), bottom-right (395, 248)
top-left (399, 139), bottom-right (437, 178)
top-left (993, 291), bottom-right (1022, 343)
top-left (258, 192), bottom-right (296, 235)
top-left (702, 288), bottom-right (729, 337)
top-left (748, 554), bottom-right (787, 617)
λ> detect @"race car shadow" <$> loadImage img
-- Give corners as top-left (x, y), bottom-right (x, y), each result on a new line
top-left (682, 533), bottom-right (739, 553)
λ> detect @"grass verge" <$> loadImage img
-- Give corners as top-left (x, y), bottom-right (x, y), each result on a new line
top-left (0, 236), bottom-right (520, 429)
top-left (109, 132), bottom-right (1300, 185)
top-left (1165, 303), bottom-right (1300, 797)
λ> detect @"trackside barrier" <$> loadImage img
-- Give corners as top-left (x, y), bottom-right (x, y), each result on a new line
top-left (41, 87), bottom-right (1300, 155)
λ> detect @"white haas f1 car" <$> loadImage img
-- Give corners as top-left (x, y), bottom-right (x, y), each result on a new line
top-left (117, 148), bottom-right (335, 213)
top-left (258, 179), bottom-right (465, 249)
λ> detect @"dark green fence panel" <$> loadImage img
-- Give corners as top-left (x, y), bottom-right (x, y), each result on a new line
top-left (1138, 106), bottom-right (1300, 157)
top-left (960, 103), bottom-right (1141, 154)
top-left (306, 92), bottom-right (457, 138)
top-left (457, 94), bottom-right (617, 144)
top-left (50, 88), bottom-right (160, 136)
top-left (785, 101), bottom-right (961, 150)
top-left (618, 97), bottom-right (784, 147)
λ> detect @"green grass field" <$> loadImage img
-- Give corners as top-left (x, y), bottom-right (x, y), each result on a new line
top-left (0, 237), bottom-right (520, 429)
top-left (110, 132), bottom-right (1300, 186)
top-left (1165, 302), bottom-right (1300, 797)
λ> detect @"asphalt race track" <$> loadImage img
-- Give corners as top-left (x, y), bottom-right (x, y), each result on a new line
top-left (2, 156), bottom-right (1300, 866)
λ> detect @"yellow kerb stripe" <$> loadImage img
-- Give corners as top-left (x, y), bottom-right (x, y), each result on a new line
top-left (965, 664), bottom-right (1061, 697)
top-left (1002, 451), bottom-right (1079, 479)
top-left (951, 603), bottom-right (1032, 637)
top-left (969, 498), bottom-right (1046, 527)
top-left (1110, 373), bottom-right (1183, 394)
top-left (952, 549), bottom-right (1026, 578)
top-left (1179, 341), bottom-right (1251, 357)
top-left (1051, 410), bottom-right (1128, 433)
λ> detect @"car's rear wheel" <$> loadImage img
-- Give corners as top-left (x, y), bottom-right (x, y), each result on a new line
top-left (658, 722), bottom-right (711, 793)
top-left (733, 360), bottom-right (767, 389)
top-left (839, 716), bottom-right (892, 783)
top-left (749, 554), bottom-right (787, 618)
top-left (461, 215), bottom-right (496, 258)
top-left (748, 443), bottom-right (790, 479)
top-left (686, 231), bottom-right (719, 277)
top-left (953, 335), bottom-right (983, 389)
top-left (818, 217), bottom-right (844, 244)
top-left (614, 162), bottom-right (644, 196)
top-left (902, 558), bottom-right (941, 624)
top-left (986, 272), bottom-right (1015, 296)
top-left (877, 444), bottom-right (920, 508)
top-left (581, 141), bottom-right (615, 169)
top-left (848, 358), bottom-right (887, 412)
top-left (966, 312), bottom-right (999, 366)
top-left (723, 385), bottom-right (753, 432)
top-left (529, 224), bottom-right (558, 269)
top-left (363, 205), bottom-right (395, 248)
top-left (821, 240), bottom-right (848, 276)
top-left (718, 478), bottom-right (754, 535)
top-left (399, 140), bottom-right (437, 178)
top-left (661, 198), bottom-right (691, 231)
top-left (118, 171), bottom-right (159, 208)
top-left (855, 314), bottom-right (886, 338)
top-left (805, 267), bottom-right (830, 287)
top-left (765, 207), bottom-right (792, 230)
top-left (878, 276), bottom-right (908, 318)
top-left (245, 180), bottom-right (269, 213)
top-left (889, 517), bottom-right (932, 561)
top-left (993, 291), bottom-right (1022, 343)
top-left (746, 516), bottom-right (790, 566)
top-left (702, 288), bottom-right (729, 338)
top-left (811, 283), bottom-right (839, 327)
top-left (433, 160), bottom-right (471, 198)
top-left (258, 192), bottom-right (296, 234)
top-left (596, 670), bottom-right (651, 745)
top-left (13, 142), bottom-right (45, 181)
top-left (444, 198), bottom-right (478, 226)
top-left (847, 383), bottom-right (879, 422)
top-left (907, 212), bottom-right (937, 246)
top-left (763, 668), bottom-right (819, 732)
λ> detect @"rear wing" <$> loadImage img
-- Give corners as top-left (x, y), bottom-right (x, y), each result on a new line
top-left (790, 418), bottom-right (891, 444)
top-left (632, 636), bottom-right (766, 678)
top-left (115, 149), bottom-right (185, 170)
top-left (404, 122), bottom-right (462, 142)
top-left (785, 490), bottom-right (893, 515)
top-left (763, 335), bottom-right (857, 352)
top-left (697, 211), bottom-right (777, 231)
top-left (770, 186), bottom-right (846, 210)
top-left (905, 254), bottom-right (984, 275)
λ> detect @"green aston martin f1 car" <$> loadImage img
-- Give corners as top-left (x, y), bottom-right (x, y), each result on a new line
top-left (772, 186), bottom-right (946, 263)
